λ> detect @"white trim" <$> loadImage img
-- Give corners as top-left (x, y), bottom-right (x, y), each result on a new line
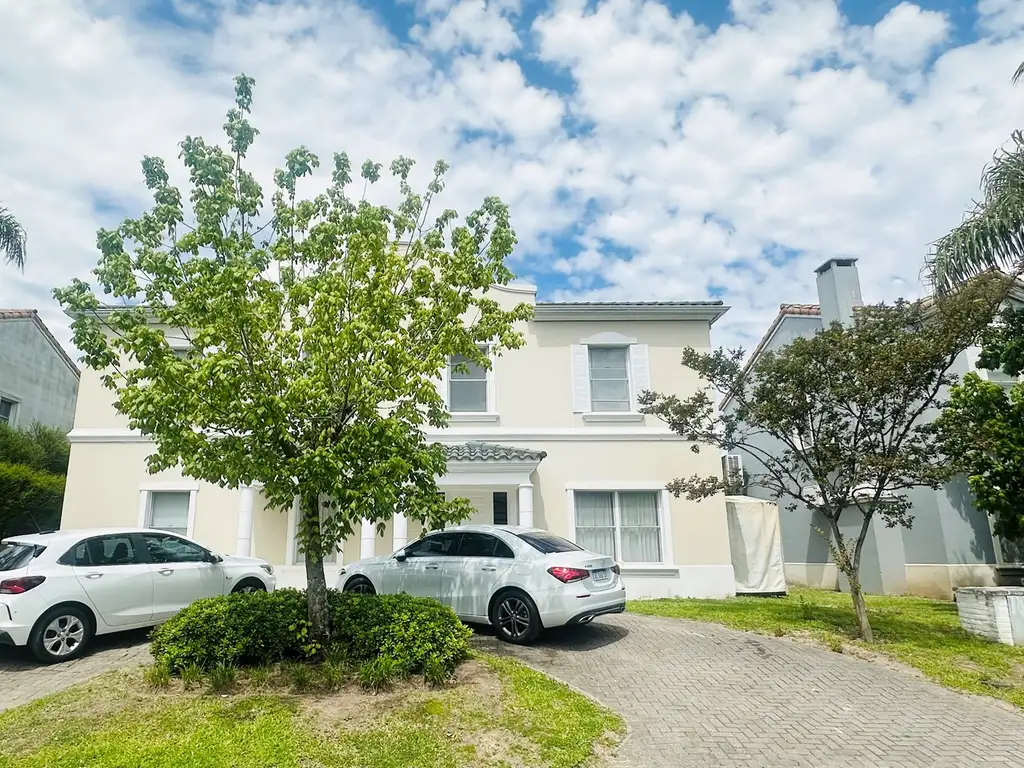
top-left (582, 412), bottom-right (645, 423)
top-left (448, 412), bottom-right (500, 423)
top-left (534, 304), bottom-right (729, 323)
top-left (137, 484), bottom-right (197, 538)
top-left (579, 331), bottom-right (638, 345)
top-left (447, 344), bottom-right (497, 419)
top-left (69, 426), bottom-right (684, 443)
top-left (439, 470), bottom-right (534, 487)
top-left (565, 484), bottom-right (673, 566)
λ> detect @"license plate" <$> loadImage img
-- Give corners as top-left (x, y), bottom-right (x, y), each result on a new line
top-left (591, 569), bottom-right (610, 583)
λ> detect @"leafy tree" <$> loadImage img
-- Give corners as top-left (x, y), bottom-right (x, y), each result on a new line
top-left (0, 422), bottom-right (70, 537)
top-left (640, 277), bottom-right (1007, 641)
top-left (928, 63), bottom-right (1024, 290)
top-left (934, 302), bottom-right (1024, 548)
top-left (0, 422), bottom-right (70, 476)
top-left (55, 75), bottom-right (531, 646)
top-left (0, 204), bottom-right (27, 270)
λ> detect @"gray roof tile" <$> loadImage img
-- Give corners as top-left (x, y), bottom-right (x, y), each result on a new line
top-left (444, 441), bottom-right (547, 462)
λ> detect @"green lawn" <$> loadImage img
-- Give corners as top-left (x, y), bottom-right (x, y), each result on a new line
top-left (0, 655), bottom-right (623, 768)
top-left (629, 587), bottom-right (1024, 709)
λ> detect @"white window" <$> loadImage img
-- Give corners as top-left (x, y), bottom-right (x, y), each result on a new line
top-left (449, 349), bottom-right (488, 413)
top-left (0, 397), bottom-right (16, 425)
top-left (147, 491), bottom-right (190, 536)
top-left (574, 490), bottom-right (663, 563)
top-left (570, 335), bottom-right (650, 415)
top-left (291, 497), bottom-right (338, 565)
top-left (588, 347), bottom-right (630, 412)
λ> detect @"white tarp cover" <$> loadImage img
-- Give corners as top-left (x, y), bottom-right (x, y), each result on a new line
top-left (725, 495), bottom-right (787, 595)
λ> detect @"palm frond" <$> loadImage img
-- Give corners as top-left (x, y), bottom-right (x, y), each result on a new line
top-left (0, 206), bottom-right (27, 270)
top-left (1014, 61), bottom-right (1024, 86)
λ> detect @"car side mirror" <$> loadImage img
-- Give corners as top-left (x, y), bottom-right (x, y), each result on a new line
top-left (395, 553), bottom-right (407, 562)
top-left (207, 552), bottom-right (223, 564)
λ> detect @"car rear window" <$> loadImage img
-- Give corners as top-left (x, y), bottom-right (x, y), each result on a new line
top-left (516, 532), bottom-right (584, 554)
top-left (0, 542), bottom-right (45, 572)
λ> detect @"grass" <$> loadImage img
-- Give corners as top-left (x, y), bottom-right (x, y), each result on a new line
top-left (629, 587), bottom-right (1024, 709)
top-left (0, 655), bottom-right (623, 768)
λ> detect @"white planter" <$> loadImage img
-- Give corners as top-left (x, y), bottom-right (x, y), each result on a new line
top-left (956, 587), bottom-right (1024, 645)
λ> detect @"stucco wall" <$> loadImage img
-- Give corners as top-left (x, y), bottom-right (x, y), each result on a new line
top-left (0, 317), bottom-right (79, 430)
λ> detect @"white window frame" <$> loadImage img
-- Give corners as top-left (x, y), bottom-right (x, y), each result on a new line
top-left (573, 333), bottom-right (649, 423)
top-left (285, 496), bottom-right (344, 566)
top-left (137, 481), bottom-right (198, 538)
top-left (443, 343), bottom-right (498, 422)
top-left (565, 483), bottom-right (673, 567)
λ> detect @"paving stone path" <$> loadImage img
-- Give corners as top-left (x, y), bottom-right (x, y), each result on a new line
top-left (0, 629), bottom-right (151, 712)
top-left (472, 612), bottom-right (1024, 768)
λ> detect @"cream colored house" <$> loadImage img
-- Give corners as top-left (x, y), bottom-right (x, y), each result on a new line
top-left (60, 284), bottom-right (736, 599)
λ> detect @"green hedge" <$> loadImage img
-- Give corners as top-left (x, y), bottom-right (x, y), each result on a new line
top-left (0, 461), bottom-right (65, 539)
top-left (150, 588), bottom-right (471, 674)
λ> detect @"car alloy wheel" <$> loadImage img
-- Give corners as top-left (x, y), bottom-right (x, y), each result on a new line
top-left (345, 578), bottom-right (375, 595)
top-left (42, 614), bottom-right (85, 658)
top-left (496, 596), bottom-right (532, 640)
top-left (236, 584), bottom-right (260, 594)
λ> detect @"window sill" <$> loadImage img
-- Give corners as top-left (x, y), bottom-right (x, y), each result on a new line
top-left (448, 412), bottom-right (500, 423)
top-left (582, 412), bottom-right (645, 423)
top-left (618, 565), bottom-right (678, 577)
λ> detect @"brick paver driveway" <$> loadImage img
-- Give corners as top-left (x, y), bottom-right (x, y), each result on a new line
top-left (0, 630), bottom-right (151, 712)
top-left (473, 612), bottom-right (1024, 768)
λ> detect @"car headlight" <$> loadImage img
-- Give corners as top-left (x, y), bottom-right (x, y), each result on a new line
top-left (259, 564), bottom-right (274, 576)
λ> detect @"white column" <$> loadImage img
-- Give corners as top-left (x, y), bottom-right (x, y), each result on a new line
top-left (235, 485), bottom-right (255, 557)
top-left (360, 518), bottom-right (375, 560)
top-left (393, 512), bottom-right (408, 552)
top-left (517, 483), bottom-right (534, 528)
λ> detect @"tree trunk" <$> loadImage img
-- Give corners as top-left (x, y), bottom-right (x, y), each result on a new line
top-left (825, 511), bottom-right (875, 642)
top-left (849, 581), bottom-right (874, 643)
top-left (301, 494), bottom-right (331, 652)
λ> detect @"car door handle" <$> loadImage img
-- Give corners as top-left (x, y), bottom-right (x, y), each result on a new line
top-left (84, 572), bottom-right (103, 580)
top-left (481, 566), bottom-right (497, 571)
top-left (425, 565), bottom-right (440, 570)
top-left (157, 568), bottom-right (174, 576)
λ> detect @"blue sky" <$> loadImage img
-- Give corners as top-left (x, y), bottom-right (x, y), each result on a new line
top-left (1, 0), bottom-right (1023, 353)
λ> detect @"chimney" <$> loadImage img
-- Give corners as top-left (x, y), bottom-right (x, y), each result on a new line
top-left (815, 258), bottom-right (863, 326)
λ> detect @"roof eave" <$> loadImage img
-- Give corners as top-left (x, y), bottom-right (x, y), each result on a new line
top-left (533, 304), bottom-right (730, 324)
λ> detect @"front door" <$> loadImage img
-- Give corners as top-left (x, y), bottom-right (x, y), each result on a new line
top-left (139, 533), bottom-right (226, 621)
top-left (445, 532), bottom-right (515, 619)
top-left (70, 534), bottom-right (155, 627)
top-left (390, 532), bottom-right (460, 601)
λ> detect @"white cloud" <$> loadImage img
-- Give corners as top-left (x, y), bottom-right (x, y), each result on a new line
top-left (1, 0), bottom-right (1023, 363)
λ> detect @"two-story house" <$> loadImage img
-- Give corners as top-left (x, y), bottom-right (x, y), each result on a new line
top-left (59, 284), bottom-right (737, 598)
top-left (722, 259), bottom-right (1024, 599)
top-left (0, 309), bottom-right (80, 431)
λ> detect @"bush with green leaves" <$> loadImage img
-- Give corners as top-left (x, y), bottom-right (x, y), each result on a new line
top-left (0, 421), bottom-right (70, 538)
top-left (150, 588), bottom-right (471, 677)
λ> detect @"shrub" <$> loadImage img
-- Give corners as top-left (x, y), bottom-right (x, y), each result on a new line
top-left (150, 589), bottom-right (471, 677)
top-left (0, 462), bottom-right (64, 539)
top-left (359, 656), bottom-right (404, 692)
top-left (143, 663), bottom-right (171, 689)
top-left (283, 660), bottom-right (313, 691)
top-left (423, 655), bottom-right (455, 688)
top-left (150, 589), bottom-right (307, 672)
top-left (208, 664), bottom-right (237, 692)
top-left (180, 663), bottom-right (204, 689)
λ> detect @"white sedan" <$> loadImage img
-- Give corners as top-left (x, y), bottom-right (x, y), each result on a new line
top-left (0, 528), bottom-right (276, 663)
top-left (336, 524), bottom-right (626, 644)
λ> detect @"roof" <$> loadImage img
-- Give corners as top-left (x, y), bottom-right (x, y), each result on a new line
top-left (718, 303), bottom-right (822, 412)
top-left (436, 524), bottom-right (543, 534)
top-left (533, 300), bottom-right (729, 324)
top-left (3, 527), bottom-right (152, 546)
top-left (0, 309), bottom-right (80, 378)
top-left (444, 441), bottom-right (547, 463)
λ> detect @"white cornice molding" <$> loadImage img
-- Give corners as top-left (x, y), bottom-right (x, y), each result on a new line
top-left (69, 426), bottom-right (686, 444)
top-left (533, 303), bottom-right (729, 324)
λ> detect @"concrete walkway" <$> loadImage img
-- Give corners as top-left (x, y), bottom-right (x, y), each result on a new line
top-left (472, 613), bottom-right (1024, 768)
top-left (0, 629), bottom-right (151, 712)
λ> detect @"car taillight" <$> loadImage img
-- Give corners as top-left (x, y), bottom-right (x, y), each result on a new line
top-left (548, 566), bottom-right (589, 583)
top-left (0, 575), bottom-right (46, 594)
top-left (612, 564), bottom-right (620, 575)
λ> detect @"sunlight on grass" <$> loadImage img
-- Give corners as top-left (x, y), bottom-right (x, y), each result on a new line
top-left (629, 587), bottom-right (1024, 709)
top-left (0, 656), bottom-right (623, 768)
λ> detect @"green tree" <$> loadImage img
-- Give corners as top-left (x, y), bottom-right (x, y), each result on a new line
top-left (0, 422), bottom-right (71, 537)
top-left (934, 302), bottom-right (1024, 548)
top-left (928, 63), bottom-right (1024, 290)
top-left (55, 75), bottom-right (530, 645)
top-left (639, 277), bottom-right (1006, 642)
top-left (0, 204), bottom-right (27, 270)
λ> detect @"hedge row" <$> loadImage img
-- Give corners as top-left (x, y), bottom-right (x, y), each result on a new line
top-left (149, 588), bottom-right (471, 674)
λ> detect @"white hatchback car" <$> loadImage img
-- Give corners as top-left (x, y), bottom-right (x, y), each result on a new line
top-left (336, 525), bottom-right (626, 644)
top-left (0, 528), bottom-right (276, 663)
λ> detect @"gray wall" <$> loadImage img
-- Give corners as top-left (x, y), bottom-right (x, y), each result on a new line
top-left (0, 318), bottom-right (79, 431)
top-left (724, 314), bottom-right (999, 574)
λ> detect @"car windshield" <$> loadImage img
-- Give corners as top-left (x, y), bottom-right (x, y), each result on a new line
top-left (0, 542), bottom-right (43, 572)
top-left (516, 531), bottom-right (584, 554)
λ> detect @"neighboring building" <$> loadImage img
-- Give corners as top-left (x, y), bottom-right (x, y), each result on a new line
top-left (721, 259), bottom-right (1024, 599)
top-left (0, 309), bottom-right (80, 431)
top-left (60, 284), bottom-right (737, 597)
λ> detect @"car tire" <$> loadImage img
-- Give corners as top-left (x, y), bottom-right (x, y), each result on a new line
top-left (343, 576), bottom-right (376, 595)
top-left (29, 604), bottom-right (94, 664)
top-left (231, 579), bottom-right (267, 594)
top-left (490, 589), bottom-right (541, 645)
